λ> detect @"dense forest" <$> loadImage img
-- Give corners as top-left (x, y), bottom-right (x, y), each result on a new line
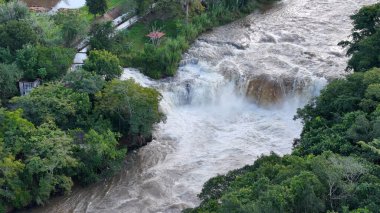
top-left (186, 3), bottom-right (380, 213)
top-left (0, 0), bottom-right (281, 212)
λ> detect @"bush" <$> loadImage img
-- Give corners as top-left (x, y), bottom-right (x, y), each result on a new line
top-left (63, 69), bottom-right (105, 95)
top-left (83, 49), bottom-right (123, 81)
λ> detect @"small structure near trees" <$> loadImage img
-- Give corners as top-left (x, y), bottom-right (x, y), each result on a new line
top-left (19, 79), bottom-right (41, 96)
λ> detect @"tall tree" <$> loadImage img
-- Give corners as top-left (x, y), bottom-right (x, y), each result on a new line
top-left (0, 63), bottom-right (22, 101)
top-left (63, 69), bottom-right (105, 95)
top-left (95, 79), bottom-right (164, 139)
top-left (72, 129), bottom-right (126, 185)
top-left (52, 11), bottom-right (89, 47)
top-left (11, 83), bottom-right (91, 130)
top-left (0, 20), bottom-right (38, 53)
top-left (86, 0), bottom-right (108, 16)
top-left (0, 109), bottom-right (78, 209)
top-left (0, 0), bottom-right (29, 24)
top-left (88, 21), bottom-right (114, 51)
top-left (339, 3), bottom-right (380, 71)
top-left (83, 50), bottom-right (122, 81)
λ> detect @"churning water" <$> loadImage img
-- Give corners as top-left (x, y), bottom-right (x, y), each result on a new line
top-left (27, 0), bottom-right (379, 212)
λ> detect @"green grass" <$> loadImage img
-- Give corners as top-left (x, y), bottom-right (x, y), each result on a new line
top-left (121, 18), bottom-right (180, 54)
top-left (124, 23), bottom-right (149, 53)
top-left (77, 0), bottom-right (131, 23)
top-left (108, 0), bottom-right (125, 8)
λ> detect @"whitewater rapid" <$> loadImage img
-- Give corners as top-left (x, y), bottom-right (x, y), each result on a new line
top-left (27, 0), bottom-right (378, 212)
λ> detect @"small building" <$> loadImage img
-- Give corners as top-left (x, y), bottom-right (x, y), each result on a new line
top-left (19, 79), bottom-right (41, 96)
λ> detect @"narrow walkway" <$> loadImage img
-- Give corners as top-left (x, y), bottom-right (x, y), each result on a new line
top-left (72, 13), bottom-right (139, 68)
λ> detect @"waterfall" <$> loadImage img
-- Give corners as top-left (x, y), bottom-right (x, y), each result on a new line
top-left (25, 0), bottom-right (378, 212)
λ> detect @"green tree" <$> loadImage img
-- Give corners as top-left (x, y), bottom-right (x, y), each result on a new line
top-left (0, 109), bottom-right (78, 209)
top-left (0, 146), bottom-right (26, 210)
top-left (339, 3), bottom-right (380, 71)
top-left (86, 0), bottom-right (108, 16)
top-left (30, 13), bottom-right (62, 46)
top-left (0, 0), bottom-right (29, 24)
top-left (0, 20), bottom-right (38, 53)
top-left (63, 69), bottom-right (105, 95)
top-left (15, 44), bottom-right (38, 80)
top-left (72, 129), bottom-right (126, 185)
top-left (16, 45), bottom-right (75, 80)
top-left (22, 122), bottom-right (77, 205)
top-left (95, 79), bottom-right (164, 140)
top-left (0, 63), bottom-right (22, 101)
top-left (294, 68), bottom-right (380, 161)
top-left (36, 46), bottom-right (75, 80)
top-left (136, 0), bottom-right (154, 15)
top-left (0, 47), bottom-right (12, 64)
top-left (83, 50), bottom-right (122, 81)
top-left (88, 21), bottom-right (114, 51)
top-left (11, 83), bottom-right (91, 130)
top-left (188, 153), bottom-right (379, 213)
top-left (53, 11), bottom-right (89, 47)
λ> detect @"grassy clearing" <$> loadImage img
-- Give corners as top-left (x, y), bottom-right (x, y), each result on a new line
top-left (77, 0), bottom-right (131, 23)
top-left (108, 0), bottom-right (125, 8)
top-left (121, 19), bottom-right (180, 54)
top-left (93, 0), bottom-right (282, 79)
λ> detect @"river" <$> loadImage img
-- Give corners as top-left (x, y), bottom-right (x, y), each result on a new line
top-left (27, 0), bottom-right (378, 212)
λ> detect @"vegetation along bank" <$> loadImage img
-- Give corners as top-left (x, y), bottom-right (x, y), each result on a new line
top-left (0, 0), bottom-right (280, 211)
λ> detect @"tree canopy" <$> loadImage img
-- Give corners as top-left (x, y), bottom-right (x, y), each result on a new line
top-left (11, 83), bottom-right (91, 130)
top-left (0, 20), bottom-right (38, 54)
top-left (188, 2), bottom-right (380, 213)
top-left (86, 0), bottom-right (108, 16)
top-left (0, 63), bottom-right (22, 102)
top-left (83, 49), bottom-right (123, 81)
top-left (339, 3), bottom-right (380, 72)
top-left (95, 79), bottom-right (164, 139)
top-left (186, 153), bottom-right (380, 213)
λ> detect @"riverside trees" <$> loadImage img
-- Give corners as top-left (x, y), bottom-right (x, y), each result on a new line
top-left (186, 153), bottom-right (380, 213)
top-left (0, 1), bottom-right (76, 102)
top-left (339, 3), bottom-right (380, 72)
top-left (0, 1), bottom-right (164, 211)
top-left (86, 0), bottom-right (108, 16)
top-left (83, 49), bottom-right (123, 81)
top-left (1, 75), bottom-right (164, 210)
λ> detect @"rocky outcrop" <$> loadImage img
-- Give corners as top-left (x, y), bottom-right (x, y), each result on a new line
top-left (245, 74), bottom-right (307, 105)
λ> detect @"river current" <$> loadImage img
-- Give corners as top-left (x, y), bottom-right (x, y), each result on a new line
top-left (28, 0), bottom-right (378, 212)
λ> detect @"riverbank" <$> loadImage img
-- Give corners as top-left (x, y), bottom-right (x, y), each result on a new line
top-left (186, 2), bottom-right (380, 213)
top-left (98, 0), bottom-right (281, 79)
top-left (20, 0), bottom-right (380, 212)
